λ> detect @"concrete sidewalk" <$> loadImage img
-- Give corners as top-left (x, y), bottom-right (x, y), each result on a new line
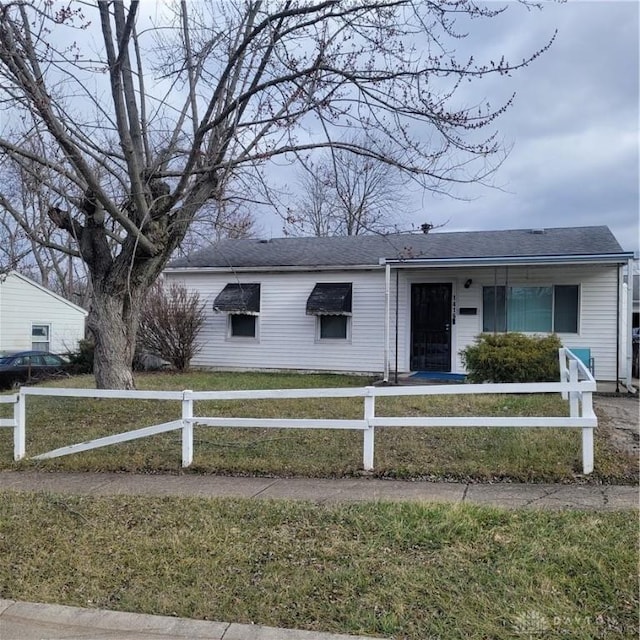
top-left (0, 599), bottom-right (379, 640)
top-left (0, 471), bottom-right (638, 510)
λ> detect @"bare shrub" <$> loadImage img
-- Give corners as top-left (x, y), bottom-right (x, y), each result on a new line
top-left (138, 282), bottom-right (206, 372)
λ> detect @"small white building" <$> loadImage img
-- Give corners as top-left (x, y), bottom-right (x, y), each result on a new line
top-left (0, 272), bottom-right (87, 354)
top-left (165, 226), bottom-right (635, 385)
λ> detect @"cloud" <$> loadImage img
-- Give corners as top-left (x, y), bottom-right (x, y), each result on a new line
top-left (254, 1), bottom-right (638, 254)
top-left (420, 0), bottom-right (639, 253)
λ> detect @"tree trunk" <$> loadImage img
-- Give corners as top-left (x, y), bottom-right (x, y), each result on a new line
top-left (87, 283), bottom-right (145, 389)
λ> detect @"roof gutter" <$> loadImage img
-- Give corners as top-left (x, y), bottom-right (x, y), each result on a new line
top-left (164, 264), bottom-right (382, 274)
top-left (379, 253), bottom-right (635, 268)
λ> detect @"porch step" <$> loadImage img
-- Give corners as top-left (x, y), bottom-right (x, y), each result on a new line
top-left (375, 374), bottom-right (466, 386)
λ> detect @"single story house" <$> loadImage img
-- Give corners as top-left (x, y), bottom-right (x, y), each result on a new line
top-left (165, 225), bottom-right (635, 386)
top-left (0, 271), bottom-right (87, 354)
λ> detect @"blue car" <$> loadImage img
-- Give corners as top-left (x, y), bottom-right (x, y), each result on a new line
top-left (0, 351), bottom-right (70, 390)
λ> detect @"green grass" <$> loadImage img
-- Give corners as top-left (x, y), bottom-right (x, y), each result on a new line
top-left (0, 371), bottom-right (636, 483)
top-left (0, 492), bottom-right (636, 639)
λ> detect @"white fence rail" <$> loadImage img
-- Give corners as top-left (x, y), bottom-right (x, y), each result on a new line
top-left (0, 349), bottom-right (597, 473)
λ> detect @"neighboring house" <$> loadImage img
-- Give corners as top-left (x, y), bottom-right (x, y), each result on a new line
top-left (0, 272), bottom-right (87, 354)
top-left (165, 226), bottom-right (635, 385)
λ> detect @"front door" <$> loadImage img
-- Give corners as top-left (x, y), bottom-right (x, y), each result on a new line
top-left (410, 283), bottom-right (452, 371)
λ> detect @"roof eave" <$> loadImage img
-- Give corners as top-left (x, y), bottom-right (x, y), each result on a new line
top-left (379, 253), bottom-right (635, 267)
top-left (165, 252), bottom-right (634, 273)
top-left (164, 263), bottom-right (382, 274)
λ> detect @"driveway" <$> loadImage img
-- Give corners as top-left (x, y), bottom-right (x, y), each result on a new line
top-left (594, 393), bottom-right (639, 458)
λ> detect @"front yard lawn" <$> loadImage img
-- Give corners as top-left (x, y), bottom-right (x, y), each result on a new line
top-left (0, 492), bottom-right (636, 639)
top-left (0, 371), bottom-right (636, 483)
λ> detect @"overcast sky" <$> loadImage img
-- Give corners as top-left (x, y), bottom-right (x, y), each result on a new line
top-left (7, 2), bottom-right (636, 256)
top-left (261, 1), bottom-right (640, 255)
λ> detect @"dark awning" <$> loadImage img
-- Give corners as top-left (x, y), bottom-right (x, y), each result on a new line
top-left (306, 283), bottom-right (352, 315)
top-left (213, 283), bottom-right (260, 314)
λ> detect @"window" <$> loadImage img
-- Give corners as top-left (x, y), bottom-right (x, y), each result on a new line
top-left (229, 314), bottom-right (257, 338)
top-left (319, 315), bottom-right (349, 340)
top-left (506, 286), bottom-right (553, 332)
top-left (483, 285), bottom-right (579, 333)
top-left (306, 283), bottom-right (352, 341)
top-left (15, 354), bottom-right (43, 366)
top-left (213, 283), bottom-right (260, 340)
top-left (553, 285), bottom-right (579, 333)
top-left (32, 324), bottom-right (50, 351)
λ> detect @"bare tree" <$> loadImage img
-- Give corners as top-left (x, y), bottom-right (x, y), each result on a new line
top-left (0, 214), bottom-right (30, 275)
top-left (287, 141), bottom-right (408, 236)
top-left (286, 162), bottom-right (336, 237)
top-left (0, 141), bottom-right (251, 300)
top-left (175, 198), bottom-right (256, 258)
top-left (0, 145), bottom-right (90, 303)
top-left (0, 0), bottom-right (553, 388)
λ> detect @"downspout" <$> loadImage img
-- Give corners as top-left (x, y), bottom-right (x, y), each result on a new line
top-left (493, 267), bottom-right (498, 333)
top-left (505, 266), bottom-right (509, 330)
top-left (625, 258), bottom-right (634, 391)
top-left (395, 269), bottom-right (399, 384)
top-left (383, 261), bottom-right (390, 383)
top-left (616, 266), bottom-right (620, 393)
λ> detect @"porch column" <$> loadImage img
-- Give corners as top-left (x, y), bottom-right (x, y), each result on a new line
top-left (626, 257), bottom-right (634, 390)
top-left (383, 261), bottom-right (390, 382)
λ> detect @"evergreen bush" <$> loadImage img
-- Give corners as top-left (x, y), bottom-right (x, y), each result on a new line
top-left (460, 333), bottom-right (562, 383)
top-left (65, 339), bottom-right (94, 374)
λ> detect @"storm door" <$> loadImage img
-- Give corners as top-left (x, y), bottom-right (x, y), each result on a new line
top-left (410, 283), bottom-right (452, 371)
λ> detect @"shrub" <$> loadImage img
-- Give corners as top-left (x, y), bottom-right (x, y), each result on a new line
top-left (65, 338), bottom-right (94, 374)
top-left (138, 281), bottom-right (206, 372)
top-left (460, 333), bottom-right (562, 383)
top-left (66, 338), bottom-right (166, 375)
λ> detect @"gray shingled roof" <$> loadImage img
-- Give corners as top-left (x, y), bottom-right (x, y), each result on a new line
top-left (168, 226), bottom-right (627, 269)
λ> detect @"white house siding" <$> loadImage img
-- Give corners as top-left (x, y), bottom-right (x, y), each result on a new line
top-left (168, 263), bottom-right (621, 380)
top-left (0, 273), bottom-right (87, 354)
top-left (394, 264), bottom-right (620, 380)
top-left (166, 270), bottom-right (388, 373)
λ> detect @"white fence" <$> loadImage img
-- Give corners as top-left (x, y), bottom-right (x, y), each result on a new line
top-left (0, 348), bottom-right (597, 473)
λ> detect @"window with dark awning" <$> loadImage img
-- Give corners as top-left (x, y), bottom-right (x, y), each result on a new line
top-left (213, 283), bottom-right (260, 314)
top-left (306, 283), bottom-right (352, 315)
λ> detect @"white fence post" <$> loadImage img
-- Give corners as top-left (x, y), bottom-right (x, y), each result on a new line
top-left (363, 386), bottom-right (375, 471)
top-left (581, 391), bottom-right (595, 475)
top-left (13, 390), bottom-right (25, 461)
top-left (566, 359), bottom-right (594, 475)
top-left (181, 389), bottom-right (194, 467)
